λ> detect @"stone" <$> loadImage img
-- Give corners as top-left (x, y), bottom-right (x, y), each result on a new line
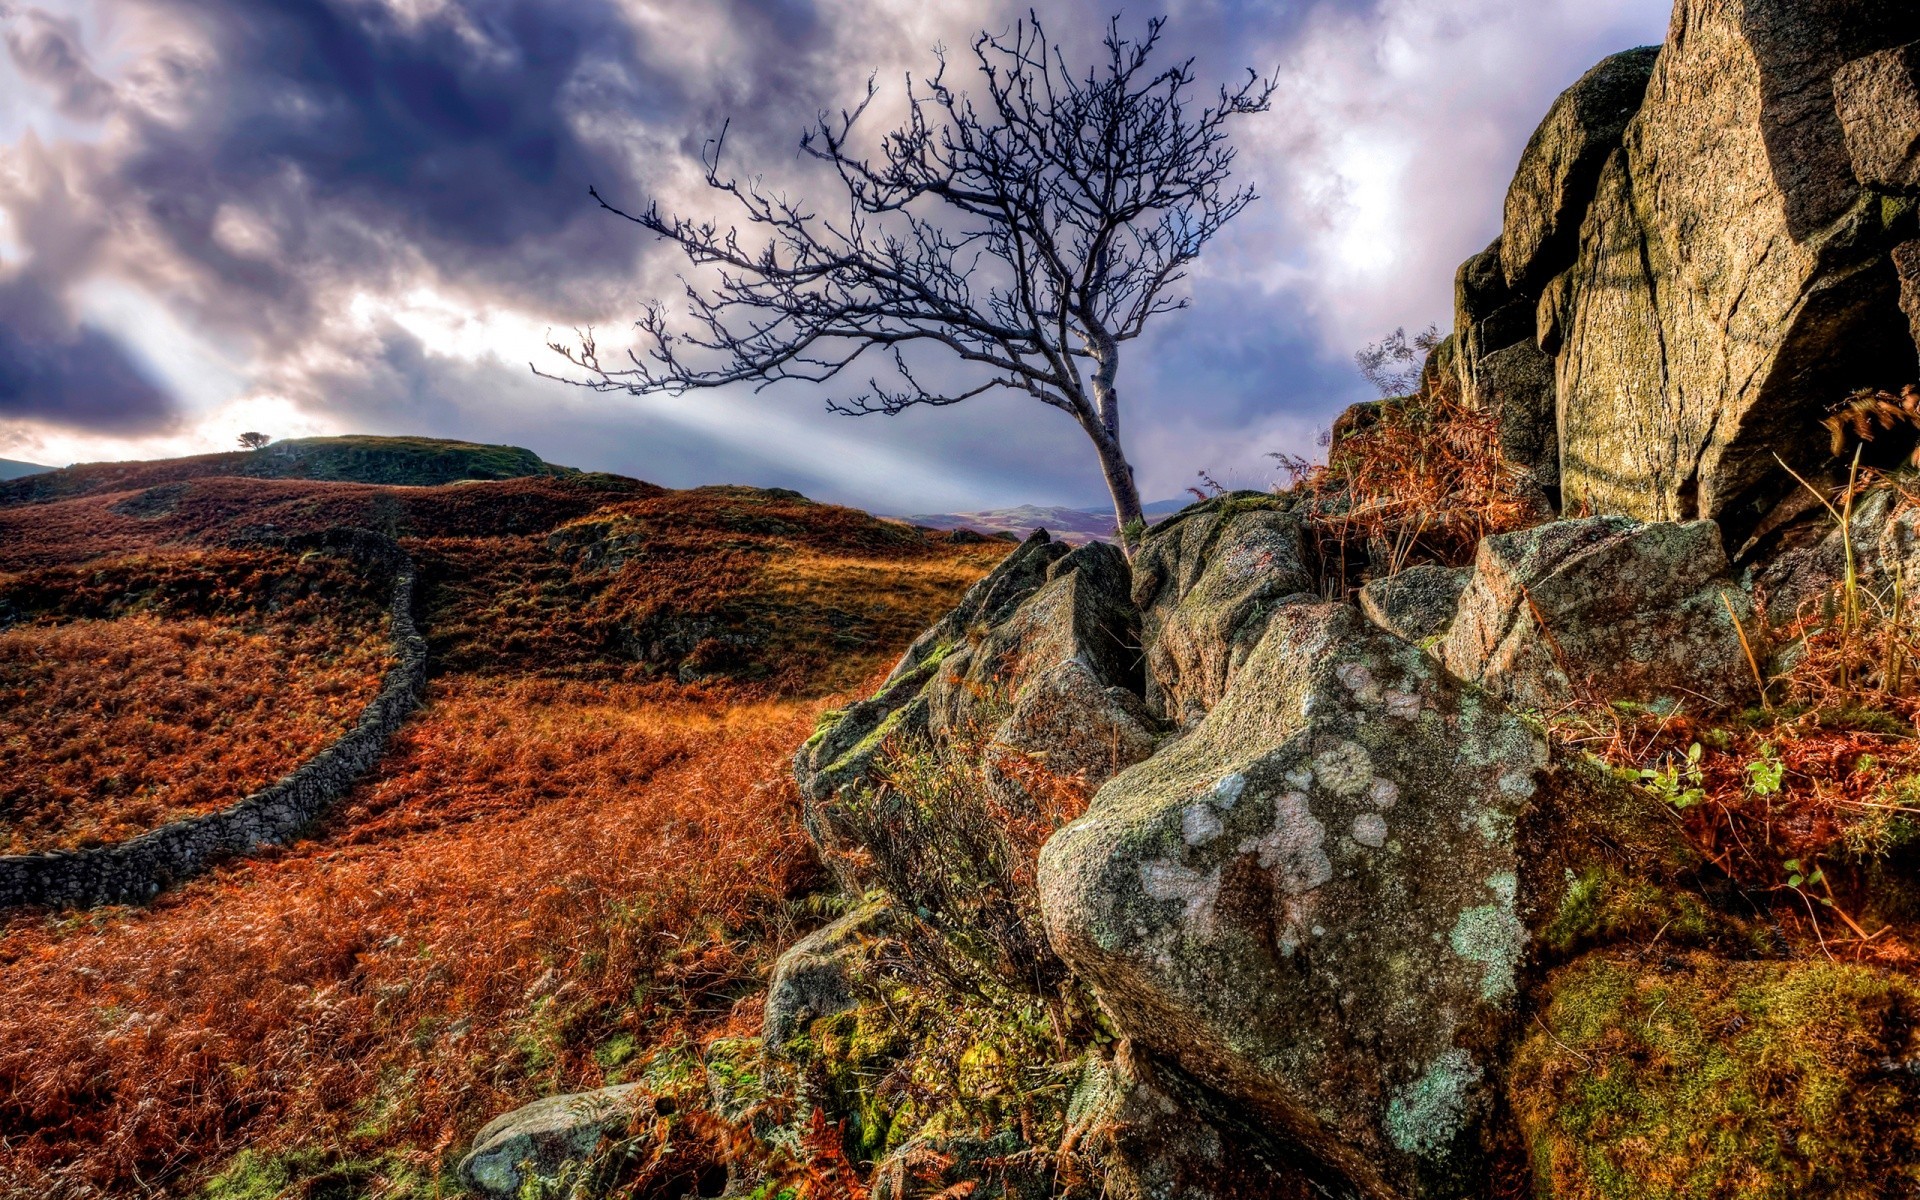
top-left (1129, 499), bottom-right (1314, 726)
top-left (764, 902), bottom-right (895, 1054)
top-left (1039, 603), bottom-right (1548, 1198)
top-left (793, 531), bottom-right (1071, 807)
top-left (458, 1085), bottom-right (650, 1199)
top-left (1834, 41), bottom-right (1920, 193)
top-left (1755, 482), bottom-right (1920, 622)
top-left (1897, 240), bottom-right (1920, 366)
top-left (1438, 516), bottom-right (1755, 710)
top-left (1555, 0), bottom-right (1920, 537)
top-left (1475, 339), bottom-right (1559, 493)
top-left (1358, 565), bottom-right (1471, 645)
top-left (1501, 46), bottom-right (1662, 294)
top-left (981, 659), bottom-right (1157, 817)
top-left (1067, 1047), bottom-right (1347, 1200)
top-left (922, 539), bottom-right (1140, 742)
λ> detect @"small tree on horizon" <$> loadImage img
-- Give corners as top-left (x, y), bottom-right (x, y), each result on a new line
top-left (237, 431), bottom-right (272, 451)
top-left (545, 12), bottom-right (1272, 552)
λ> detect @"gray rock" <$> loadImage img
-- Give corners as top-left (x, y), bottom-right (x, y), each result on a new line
top-left (763, 902), bottom-right (893, 1054)
top-left (458, 1085), bottom-right (649, 1199)
top-left (1556, 0), bottom-right (1920, 534)
top-left (1475, 339), bottom-right (1559, 492)
top-left (793, 531), bottom-right (1072, 808)
top-left (1067, 1048), bottom-right (1348, 1200)
top-left (1130, 501), bottom-right (1314, 726)
top-left (1359, 565), bottom-right (1472, 645)
top-left (1835, 41), bottom-right (1920, 193)
top-left (1438, 517), bottom-right (1755, 710)
top-left (981, 659), bottom-right (1157, 817)
top-left (1897, 240), bottom-right (1920, 368)
top-left (924, 540), bottom-right (1139, 743)
top-left (1039, 603), bottom-right (1547, 1198)
top-left (1501, 46), bottom-right (1662, 294)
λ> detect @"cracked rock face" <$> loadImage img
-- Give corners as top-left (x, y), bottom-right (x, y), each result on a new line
top-left (1437, 516), bottom-right (1755, 710)
top-left (1129, 501), bottom-right (1313, 727)
top-left (1556, 0), bottom-right (1920, 534)
top-left (1038, 603), bottom-right (1547, 1199)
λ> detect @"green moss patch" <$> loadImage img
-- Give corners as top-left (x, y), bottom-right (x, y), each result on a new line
top-left (1511, 951), bottom-right (1920, 1199)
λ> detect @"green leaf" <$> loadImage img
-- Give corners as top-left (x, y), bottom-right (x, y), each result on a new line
top-left (1788, 873), bottom-right (1804, 888)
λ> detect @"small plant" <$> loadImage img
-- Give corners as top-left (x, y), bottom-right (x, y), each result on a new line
top-left (1783, 857), bottom-right (1829, 902)
top-left (1746, 744), bottom-right (1785, 796)
top-left (1640, 743), bottom-right (1707, 809)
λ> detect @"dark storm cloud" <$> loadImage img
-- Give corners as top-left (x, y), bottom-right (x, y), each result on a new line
top-left (0, 0), bottom-right (1676, 508)
top-left (0, 278), bottom-right (176, 431)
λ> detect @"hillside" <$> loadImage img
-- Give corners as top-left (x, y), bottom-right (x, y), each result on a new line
top-left (0, 456), bottom-right (1006, 1197)
top-left (903, 498), bottom-right (1186, 543)
top-left (0, 459), bottom-right (51, 482)
top-left (0, 435), bottom-right (573, 506)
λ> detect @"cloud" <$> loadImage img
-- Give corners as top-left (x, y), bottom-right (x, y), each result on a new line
top-left (0, 278), bottom-right (176, 430)
top-left (0, 0), bottom-right (1675, 511)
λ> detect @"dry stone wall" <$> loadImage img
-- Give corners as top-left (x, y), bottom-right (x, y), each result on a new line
top-left (0, 530), bottom-right (428, 910)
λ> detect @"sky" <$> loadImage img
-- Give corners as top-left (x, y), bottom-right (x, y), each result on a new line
top-left (0, 0), bottom-right (1673, 513)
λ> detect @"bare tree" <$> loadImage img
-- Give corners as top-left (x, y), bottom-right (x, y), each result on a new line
top-left (1354, 326), bottom-right (1441, 399)
top-left (545, 12), bottom-right (1272, 551)
top-left (237, 431), bottom-right (272, 451)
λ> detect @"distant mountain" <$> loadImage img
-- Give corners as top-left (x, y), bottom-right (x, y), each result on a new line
top-left (0, 458), bottom-right (55, 481)
top-left (0, 436), bottom-right (580, 506)
top-left (901, 497), bottom-right (1192, 544)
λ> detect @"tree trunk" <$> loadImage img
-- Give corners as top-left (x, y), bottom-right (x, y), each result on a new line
top-left (1091, 430), bottom-right (1146, 554)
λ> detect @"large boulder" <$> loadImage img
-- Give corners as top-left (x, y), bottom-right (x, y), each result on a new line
top-left (1438, 517), bottom-right (1755, 710)
top-left (794, 531), bottom-right (1068, 807)
top-left (1501, 46), bottom-right (1663, 295)
top-left (458, 1085), bottom-right (650, 1199)
top-left (1555, 0), bottom-right (1920, 535)
top-left (1129, 498), bottom-right (1314, 726)
top-left (1358, 564), bottom-right (1471, 645)
top-left (1834, 40), bottom-right (1920, 194)
top-left (1442, 48), bottom-right (1660, 495)
top-left (1039, 603), bottom-right (1549, 1198)
top-left (763, 902), bottom-right (895, 1055)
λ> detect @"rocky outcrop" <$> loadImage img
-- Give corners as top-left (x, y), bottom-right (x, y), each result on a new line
top-left (1040, 603), bottom-right (1548, 1198)
top-left (1438, 517), bottom-right (1754, 709)
top-left (1554, 1), bottom-right (1920, 534)
top-left (0, 532), bottom-right (427, 910)
top-left (763, 902), bottom-right (894, 1053)
top-left (1129, 498), bottom-right (1313, 726)
top-left (1835, 41), bottom-right (1920, 194)
top-left (1446, 49), bottom-right (1662, 499)
top-left (458, 1085), bottom-right (649, 1199)
top-left (1501, 46), bottom-right (1664, 296)
top-left (795, 531), bottom-right (1069, 809)
top-left (1358, 564), bottom-right (1470, 644)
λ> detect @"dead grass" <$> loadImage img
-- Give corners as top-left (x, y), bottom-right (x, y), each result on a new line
top-left (0, 615), bottom-right (392, 853)
top-left (1280, 384), bottom-right (1540, 592)
top-left (0, 678), bottom-right (825, 1198)
top-left (0, 475), bottom-right (998, 1198)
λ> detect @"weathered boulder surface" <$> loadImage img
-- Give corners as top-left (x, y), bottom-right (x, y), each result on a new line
top-left (1501, 45), bottom-right (1663, 295)
top-left (459, 1085), bottom-right (649, 1199)
top-left (1068, 1047), bottom-right (1350, 1200)
top-left (1835, 40), bottom-right (1920, 193)
top-left (1438, 517), bottom-right (1755, 710)
top-left (1039, 603), bottom-right (1548, 1198)
top-left (1358, 564), bottom-right (1471, 644)
top-left (763, 902), bottom-right (894, 1054)
top-left (1128, 498), bottom-right (1313, 726)
top-left (1556, 0), bottom-right (1920, 533)
top-left (794, 531), bottom-right (1068, 807)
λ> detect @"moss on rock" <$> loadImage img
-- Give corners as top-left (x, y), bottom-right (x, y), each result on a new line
top-left (1510, 951), bottom-right (1920, 1199)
